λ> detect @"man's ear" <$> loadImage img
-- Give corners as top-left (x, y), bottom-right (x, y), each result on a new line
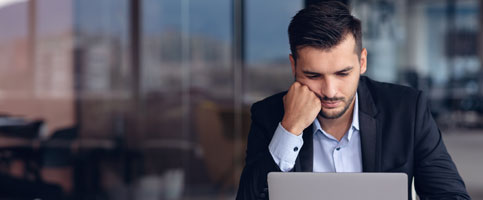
top-left (289, 54), bottom-right (296, 77)
top-left (360, 48), bottom-right (367, 74)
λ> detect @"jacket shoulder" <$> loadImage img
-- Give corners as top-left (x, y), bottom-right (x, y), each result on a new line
top-left (252, 92), bottom-right (286, 109)
top-left (250, 91), bottom-right (286, 125)
top-left (361, 76), bottom-right (421, 108)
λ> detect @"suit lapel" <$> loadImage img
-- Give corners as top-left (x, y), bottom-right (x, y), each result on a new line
top-left (357, 76), bottom-right (379, 172)
top-left (301, 125), bottom-right (314, 172)
top-left (294, 124), bottom-right (313, 172)
top-left (359, 112), bottom-right (378, 172)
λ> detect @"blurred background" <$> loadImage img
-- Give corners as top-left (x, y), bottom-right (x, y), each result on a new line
top-left (0, 0), bottom-right (481, 199)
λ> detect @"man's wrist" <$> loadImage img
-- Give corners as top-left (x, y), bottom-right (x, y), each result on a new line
top-left (281, 120), bottom-right (303, 136)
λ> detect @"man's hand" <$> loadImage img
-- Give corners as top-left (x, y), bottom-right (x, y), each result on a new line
top-left (281, 82), bottom-right (321, 136)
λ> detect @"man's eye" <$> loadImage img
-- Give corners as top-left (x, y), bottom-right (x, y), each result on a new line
top-left (337, 73), bottom-right (349, 77)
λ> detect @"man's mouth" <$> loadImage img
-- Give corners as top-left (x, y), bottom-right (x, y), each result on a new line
top-left (321, 100), bottom-right (340, 108)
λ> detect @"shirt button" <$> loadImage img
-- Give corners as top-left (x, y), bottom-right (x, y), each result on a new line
top-left (336, 147), bottom-right (341, 151)
top-left (293, 147), bottom-right (299, 152)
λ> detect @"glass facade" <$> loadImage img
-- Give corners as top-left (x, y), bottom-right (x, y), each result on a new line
top-left (0, 0), bottom-right (481, 199)
top-left (244, 0), bottom-right (303, 103)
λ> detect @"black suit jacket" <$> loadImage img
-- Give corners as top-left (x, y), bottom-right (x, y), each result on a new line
top-left (236, 76), bottom-right (470, 200)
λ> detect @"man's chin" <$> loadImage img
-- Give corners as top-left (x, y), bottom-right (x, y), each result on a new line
top-left (318, 108), bottom-right (345, 119)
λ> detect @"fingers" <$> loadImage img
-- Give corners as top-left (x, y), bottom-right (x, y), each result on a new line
top-left (282, 81), bottom-right (322, 135)
top-left (290, 81), bottom-right (318, 101)
top-left (294, 81), bottom-right (318, 95)
top-left (286, 82), bottom-right (320, 111)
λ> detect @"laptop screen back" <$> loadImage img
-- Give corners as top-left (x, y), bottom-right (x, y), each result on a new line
top-left (268, 172), bottom-right (407, 200)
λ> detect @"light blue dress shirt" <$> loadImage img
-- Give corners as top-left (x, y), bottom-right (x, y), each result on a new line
top-left (269, 93), bottom-right (362, 172)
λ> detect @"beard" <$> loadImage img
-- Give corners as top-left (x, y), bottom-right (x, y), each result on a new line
top-left (318, 91), bottom-right (356, 119)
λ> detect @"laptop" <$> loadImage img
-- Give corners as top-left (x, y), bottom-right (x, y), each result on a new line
top-left (268, 172), bottom-right (407, 200)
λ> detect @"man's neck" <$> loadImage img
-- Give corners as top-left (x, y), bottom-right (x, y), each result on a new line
top-left (318, 98), bottom-right (356, 141)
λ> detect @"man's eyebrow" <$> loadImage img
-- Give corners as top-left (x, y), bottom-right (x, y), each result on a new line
top-left (302, 70), bottom-right (321, 75)
top-left (302, 66), bottom-right (353, 75)
top-left (335, 66), bottom-right (353, 73)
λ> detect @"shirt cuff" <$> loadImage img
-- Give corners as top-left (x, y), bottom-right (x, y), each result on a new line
top-left (269, 122), bottom-right (304, 172)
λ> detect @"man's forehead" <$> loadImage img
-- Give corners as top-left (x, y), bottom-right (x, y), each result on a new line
top-left (297, 50), bottom-right (357, 71)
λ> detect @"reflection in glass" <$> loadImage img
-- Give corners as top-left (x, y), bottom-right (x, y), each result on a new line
top-left (245, 0), bottom-right (303, 103)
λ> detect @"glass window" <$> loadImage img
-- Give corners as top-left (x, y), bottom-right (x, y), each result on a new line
top-left (74, 0), bottom-right (131, 139)
top-left (244, 0), bottom-right (303, 103)
top-left (0, 1), bottom-right (30, 112)
top-left (141, 0), bottom-right (234, 198)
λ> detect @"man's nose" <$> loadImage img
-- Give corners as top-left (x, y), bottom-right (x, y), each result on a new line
top-left (320, 78), bottom-right (337, 99)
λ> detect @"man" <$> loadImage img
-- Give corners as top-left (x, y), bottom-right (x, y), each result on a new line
top-left (236, 1), bottom-right (470, 200)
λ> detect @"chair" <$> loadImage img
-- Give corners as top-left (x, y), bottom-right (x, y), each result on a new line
top-left (195, 100), bottom-right (250, 190)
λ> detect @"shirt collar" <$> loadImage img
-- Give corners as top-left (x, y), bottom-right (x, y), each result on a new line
top-left (313, 92), bottom-right (360, 141)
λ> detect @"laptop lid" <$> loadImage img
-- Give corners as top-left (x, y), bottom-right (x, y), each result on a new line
top-left (268, 172), bottom-right (407, 200)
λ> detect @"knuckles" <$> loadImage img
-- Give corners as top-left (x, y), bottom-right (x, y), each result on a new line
top-left (289, 82), bottom-right (321, 103)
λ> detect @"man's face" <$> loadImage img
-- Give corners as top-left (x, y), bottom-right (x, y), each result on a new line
top-left (289, 35), bottom-right (367, 119)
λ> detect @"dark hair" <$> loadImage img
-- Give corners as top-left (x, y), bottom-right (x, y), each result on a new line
top-left (288, 1), bottom-right (362, 63)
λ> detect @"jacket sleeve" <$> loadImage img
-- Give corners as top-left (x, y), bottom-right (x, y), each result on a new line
top-left (236, 102), bottom-right (283, 200)
top-left (413, 91), bottom-right (471, 200)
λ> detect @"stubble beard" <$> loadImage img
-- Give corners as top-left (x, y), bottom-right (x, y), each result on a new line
top-left (318, 91), bottom-right (356, 119)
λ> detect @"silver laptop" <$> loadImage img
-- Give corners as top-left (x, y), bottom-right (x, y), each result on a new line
top-left (268, 172), bottom-right (407, 200)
